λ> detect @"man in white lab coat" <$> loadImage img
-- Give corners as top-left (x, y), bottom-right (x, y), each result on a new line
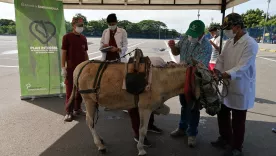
top-left (211, 13), bottom-right (258, 156)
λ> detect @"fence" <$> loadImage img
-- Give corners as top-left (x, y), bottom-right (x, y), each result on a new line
top-left (247, 26), bottom-right (276, 44)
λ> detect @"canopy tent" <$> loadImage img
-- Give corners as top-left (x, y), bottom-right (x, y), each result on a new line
top-left (1, 0), bottom-right (249, 54)
top-left (1, 0), bottom-right (248, 10)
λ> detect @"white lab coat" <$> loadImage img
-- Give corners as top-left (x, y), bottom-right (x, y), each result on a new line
top-left (100, 27), bottom-right (128, 62)
top-left (215, 33), bottom-right (258, 110)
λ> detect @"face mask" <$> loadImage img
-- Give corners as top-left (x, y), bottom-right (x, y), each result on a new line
top-left (188, 35), bottom-right (198, 43)
top-left (75, 27), bottom-right (84, 34)
top-left (224, 30), bottom-right (236, 39)
top-left (109, 25), bottom-right (117, 31)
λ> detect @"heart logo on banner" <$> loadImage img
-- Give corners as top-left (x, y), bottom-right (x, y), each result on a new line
top-left (29, 20), bottom-right (56, 44)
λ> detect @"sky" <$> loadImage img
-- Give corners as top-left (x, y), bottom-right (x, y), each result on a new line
top-left (0, 0), bottom-right (276, 33)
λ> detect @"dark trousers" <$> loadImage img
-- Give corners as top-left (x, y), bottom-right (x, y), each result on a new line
top-left (128, 107), bottom-right (154, 137)
top-left (218, 104), bottom-right (247, 151)
top-left (65, 70), bottom-right (82, 113)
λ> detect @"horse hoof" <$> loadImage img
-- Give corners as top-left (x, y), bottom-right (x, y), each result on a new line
top-left (99, 148), bottom-right (107, 154)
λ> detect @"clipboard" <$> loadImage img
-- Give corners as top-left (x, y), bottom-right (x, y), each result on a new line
top-left (100, 46), bottom-right (113, 52)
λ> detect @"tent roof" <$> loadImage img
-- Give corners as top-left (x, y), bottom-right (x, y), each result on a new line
top-left (1, 0), bottom-right (248, 10)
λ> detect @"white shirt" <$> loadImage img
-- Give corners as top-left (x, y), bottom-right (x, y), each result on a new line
top-left (209, 35), bottom-right (221, 63)
top-left (100, 27), bottom-right (128, 62)
top-left (215, 33), bottom-right (258, 110)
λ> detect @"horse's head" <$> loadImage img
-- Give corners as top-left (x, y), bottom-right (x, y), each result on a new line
top-left (192, 60), bottom-right (222, 116)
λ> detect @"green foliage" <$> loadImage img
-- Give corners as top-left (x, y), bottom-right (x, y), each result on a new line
top-left (241, 9), bottom-right (265, 28)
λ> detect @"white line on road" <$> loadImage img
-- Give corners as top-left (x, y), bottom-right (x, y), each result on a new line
top-left (257, 56), bottom-right (276, 62)
top-left (0, 65), bottom-right (18, 68)
top-left (0, 58), bottom-right (18, 61)
top-left (88, 41), bottom-right (146, 56)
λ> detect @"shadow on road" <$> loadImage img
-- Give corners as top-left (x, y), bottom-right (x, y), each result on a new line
top-left (24, 97), bottom-right (276, 156)
top-left (255, 97), bottom-right (276, 105)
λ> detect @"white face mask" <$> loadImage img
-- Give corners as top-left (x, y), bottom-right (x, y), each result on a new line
top-left (75, 27), bottom-right (84, 34)
top-left (109, 25), bottom-right (117, 31)
top-left (224, 30), bottom-right (236, 39)
top-left (188, 35), bottom-right (198, 43)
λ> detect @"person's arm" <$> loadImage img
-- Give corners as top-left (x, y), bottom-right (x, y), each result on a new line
top-left (171, 46), bottom-right (180, 56)
top-left (119, 29), bottom-right (128, 55)
top-left (99, 30), bottom-right (106, 50)
top-left (214, 39), bottom-right (229, 72)
top-left (61, 35), bottom-right (68, 68)
top-left (84, 37), bottom-right (89, 60)
top-left (225, 42), bottom-right (258, 80)
top-left (210, 40), bottom-right (220, 51)
top-left (61, 50), bottom-right (67, 68)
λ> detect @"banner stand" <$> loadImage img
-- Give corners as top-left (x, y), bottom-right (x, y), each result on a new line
top-left (14, 0), bottom-right (66, 99)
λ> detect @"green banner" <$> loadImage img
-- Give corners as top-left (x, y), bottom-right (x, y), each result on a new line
top-left (14, 0), bottom-right (66, 98)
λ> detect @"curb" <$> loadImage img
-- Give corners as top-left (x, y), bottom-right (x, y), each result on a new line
top-left (259, 48), bottom-right (276, 52)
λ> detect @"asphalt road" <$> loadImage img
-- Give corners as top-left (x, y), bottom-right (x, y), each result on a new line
top-left (0, 36), bottom-right (276, 156)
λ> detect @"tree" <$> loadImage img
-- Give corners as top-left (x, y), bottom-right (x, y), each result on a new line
top-left (0, 19), bottom-right (15, 26)
top-left (241, 9), bottom-right (265, 28)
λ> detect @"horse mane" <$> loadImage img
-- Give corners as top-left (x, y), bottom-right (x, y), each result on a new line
top-left (152, 62), bottom-right (188, 70)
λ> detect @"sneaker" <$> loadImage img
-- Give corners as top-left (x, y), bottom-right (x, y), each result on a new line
top-left (211, 136), bottom-right (230, 149)
top-left (272, 128), bottom-right (276, 133)
top-left (188, 136), bottom-right (196, 148)
top-left (222, 149), bottom-right (243, 156)
top-left (148, 125), bottom-right (163, 134)
top-left (134, 136), bottom-right (152, 147)
top-left (64, 113), bottom-right (73, 122)
top-left (170, 128), bottom-right (186, 137)
top-left (73, 109), bottom-right (86, 116)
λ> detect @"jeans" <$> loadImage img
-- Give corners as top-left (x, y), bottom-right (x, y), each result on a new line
top-left (178, 94), bottom-right (200, 136)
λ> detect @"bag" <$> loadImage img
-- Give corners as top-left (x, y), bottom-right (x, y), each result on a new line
top-left (125, 72), bottom-right (147, 95)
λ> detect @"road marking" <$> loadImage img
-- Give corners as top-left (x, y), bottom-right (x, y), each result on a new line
top-left (0, 50), bottom-right (18, 55)
top-left (0, 58), bottom-right (18, 61)
top-left (0, 65), bottom-right (19, 68)
top-left (257, 56), bottom-right (276, 62)
top-left (88, 41), bottom-right (146, 56)
top-left (269, 49), bottom-right (276, 52)
top-left (164, 40), bottom-right (178, 63)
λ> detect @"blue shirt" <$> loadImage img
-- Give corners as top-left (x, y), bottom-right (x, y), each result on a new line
top-left (176, 35), bottom-right (212, 67)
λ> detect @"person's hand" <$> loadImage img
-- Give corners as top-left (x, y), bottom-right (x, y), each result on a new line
top-left (222, 72), bottom-right (231, 79)
top-left (110, 47), bottom-right (118, 53)
top-left (61, 67), bottom-right (67, 79)
top-left (103, 44), bottom-right (109, 48)
top-left (168, 40), bottom-right (175, 48)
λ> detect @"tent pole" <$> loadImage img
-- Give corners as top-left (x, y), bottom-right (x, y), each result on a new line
top-left (219, 0), bottom-right (226, 54)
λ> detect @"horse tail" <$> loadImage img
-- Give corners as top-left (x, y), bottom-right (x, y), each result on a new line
top-left (66, 83), bottom-right (77, 110)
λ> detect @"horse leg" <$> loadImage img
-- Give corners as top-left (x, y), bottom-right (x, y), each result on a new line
top-left (137, 108), bottom-right (152, 156)
top-left (85, 99), bottom-right (106, 153)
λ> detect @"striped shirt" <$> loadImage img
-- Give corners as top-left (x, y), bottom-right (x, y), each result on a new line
top-left (176, 35), bottom-right (212, 67)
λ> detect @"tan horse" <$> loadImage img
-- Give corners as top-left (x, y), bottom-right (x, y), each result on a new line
top-left (66, 58), bottom-right (221, 155)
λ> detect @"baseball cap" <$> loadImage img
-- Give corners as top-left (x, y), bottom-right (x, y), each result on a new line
top-left (185, 20), bottom-right (205, 38)
top-left (221, 13), bottom-right (244, 30)
top-left (72, 17), bottom-right (84, 27)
